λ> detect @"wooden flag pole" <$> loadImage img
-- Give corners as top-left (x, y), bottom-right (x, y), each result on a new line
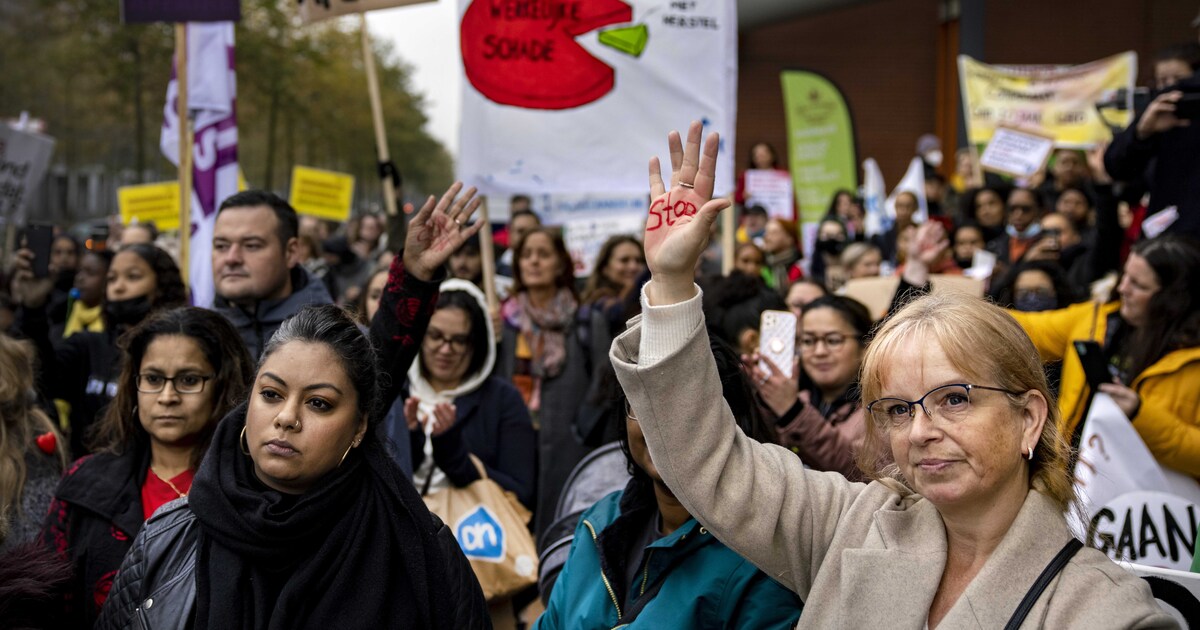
top-left (175, 23), bottom-right (192, 292)
top-left (478, 198), bottom-right (498, 314)
top-left (360, 14), bottom-right (399, 217)
top-left (721, 194), bottom-right (735, 276)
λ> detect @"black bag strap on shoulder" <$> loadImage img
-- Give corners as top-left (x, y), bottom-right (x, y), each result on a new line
top-left (1003, 538), bottom-right (1084, 630)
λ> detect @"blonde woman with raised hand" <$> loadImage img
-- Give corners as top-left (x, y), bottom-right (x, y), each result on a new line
top-left (608, 122), bottom-right (1171, 629)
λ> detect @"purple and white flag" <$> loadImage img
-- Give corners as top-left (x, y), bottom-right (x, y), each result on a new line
top-left (161, 22), bottom-right (237, 307)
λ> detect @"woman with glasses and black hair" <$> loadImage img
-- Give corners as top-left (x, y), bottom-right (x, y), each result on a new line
top-left (611, 123), bottom-right (1167, 629)
top-left (40, 307), bottom-right (254, 626)
top-left (536, 336), bottom-right (801, 630)
top-left (400, 279), bottom-right (536, 512)
top-left (745, 295), bottom-right (872, 479)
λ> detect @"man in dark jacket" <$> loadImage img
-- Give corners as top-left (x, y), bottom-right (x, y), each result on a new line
top-left (1104, 74), bottom-right (1200, 240)
top-left (211, 190), bottom-right (333, 357)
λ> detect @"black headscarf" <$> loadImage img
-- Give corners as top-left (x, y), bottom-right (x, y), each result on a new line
top-left (188, 405), bottom-right (455, 629)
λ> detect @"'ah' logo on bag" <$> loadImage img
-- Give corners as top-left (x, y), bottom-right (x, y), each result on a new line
top-left (454, 505), bottom-right (506, 563)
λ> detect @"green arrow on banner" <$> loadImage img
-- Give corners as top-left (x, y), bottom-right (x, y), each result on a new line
top-left (598, 24), bottom-right (648, 57)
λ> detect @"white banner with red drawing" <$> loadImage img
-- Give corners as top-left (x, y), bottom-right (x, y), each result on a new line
top-left (457, 0), bottom-right (737, 196)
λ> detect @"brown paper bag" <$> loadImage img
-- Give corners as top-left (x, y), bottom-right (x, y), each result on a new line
top-left (423, 455), bottom-right (538, 601)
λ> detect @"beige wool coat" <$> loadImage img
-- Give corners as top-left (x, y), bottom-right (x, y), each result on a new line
top-left (610, 293), bottom-right (1176, 629)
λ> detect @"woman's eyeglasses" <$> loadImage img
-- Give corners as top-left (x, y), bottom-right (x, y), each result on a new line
top-left (866, 383), bottom-right (1023, 429)
top-left (425, 329), bottom-right (471, 353)
top-left (136, 373), bottom-right (213, 394)
top-left (800, 333), bottom-right (849, 350)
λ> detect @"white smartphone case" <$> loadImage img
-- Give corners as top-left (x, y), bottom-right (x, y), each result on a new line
top-left (759, 310), bottom-right (796, 379)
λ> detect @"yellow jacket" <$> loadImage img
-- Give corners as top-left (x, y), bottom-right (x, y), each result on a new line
top-left (1010, 301), bottom-right (1200, 477)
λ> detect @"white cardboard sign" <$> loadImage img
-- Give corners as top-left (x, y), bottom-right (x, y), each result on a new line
top-left (743, 169), bottom-right (794, 220)
top-left (979, 126), bottom-right (1056, 178)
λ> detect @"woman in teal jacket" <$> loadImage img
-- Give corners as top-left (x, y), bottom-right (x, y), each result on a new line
top-left (535, 337), bottom-right (803, 629)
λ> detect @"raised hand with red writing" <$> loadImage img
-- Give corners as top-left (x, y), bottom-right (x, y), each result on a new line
top-left (644, 121), bottom-right (730, 306)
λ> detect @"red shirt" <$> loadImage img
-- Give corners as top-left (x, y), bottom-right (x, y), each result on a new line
top-left (141, 468), bottom-right (194, 520)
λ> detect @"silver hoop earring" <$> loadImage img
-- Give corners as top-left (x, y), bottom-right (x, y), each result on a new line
top-left (1026, 446), bottom-right (1034, 461)
top-left (240, 426), bottom-right (251, 456)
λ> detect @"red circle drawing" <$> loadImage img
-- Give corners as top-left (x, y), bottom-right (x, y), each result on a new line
top-left (461, 0), bottom-right (633, 110)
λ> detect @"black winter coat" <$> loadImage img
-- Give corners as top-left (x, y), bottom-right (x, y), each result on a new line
top-left (94, 498), bottom-right (489, 629)
top-left (39, 449), bottom-right (150, 627)
top-left (20, 304), bottom-right (121, 458)
top-left (1104, 75), bottom-right (1200, 240)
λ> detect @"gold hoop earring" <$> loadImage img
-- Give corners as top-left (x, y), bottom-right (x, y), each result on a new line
top-left (240, 426), bottom-right (250, 456)
top-left (338, 439), bottom-right (361, 467)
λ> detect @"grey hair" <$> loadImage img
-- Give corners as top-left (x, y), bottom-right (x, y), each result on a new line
top-left (260, 305), bottom-right (384, 425)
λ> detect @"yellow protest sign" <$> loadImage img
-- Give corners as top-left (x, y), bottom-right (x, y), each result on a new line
top-left (289, 166), bottom-right (355, 221)
top-left (117, 181), bottom-right (181, 231)
top-left (959, 52), bottom-right (1136, 148)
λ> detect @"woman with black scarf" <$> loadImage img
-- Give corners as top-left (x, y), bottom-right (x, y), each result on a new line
top-left (12, 243), bottom-right (187, 457)
top-left (97, 184), bottom-right (490, 629)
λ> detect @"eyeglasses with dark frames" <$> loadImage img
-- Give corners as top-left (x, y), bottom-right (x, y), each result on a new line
top-left (425, 329), bottom-right (471, 353)
top-left (866, 383), bottom-right (1024, 429)
top-left (800, 333), bottom-right (849, 351)
top-left (136, 373), bottom-right (214, 395)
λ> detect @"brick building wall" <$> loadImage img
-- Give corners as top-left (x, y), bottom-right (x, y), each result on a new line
top-left (737, 0), bottom-right (1197, 202)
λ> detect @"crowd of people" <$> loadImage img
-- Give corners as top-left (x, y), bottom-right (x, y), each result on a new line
top-left (0, 42), bottom-right (1197, 630)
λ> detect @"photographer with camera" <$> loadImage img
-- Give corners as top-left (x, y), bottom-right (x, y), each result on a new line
top-left (1104, 44), bottom-right (1200, 240)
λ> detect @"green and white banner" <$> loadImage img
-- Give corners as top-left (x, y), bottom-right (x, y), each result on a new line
top-left (780, 70), bottom-right (858, 224)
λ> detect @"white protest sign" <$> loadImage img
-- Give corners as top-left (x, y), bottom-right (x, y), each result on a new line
top-left (1090, 492), bottom-right (1199, 572)
top-left (1142, 206), bottom-right (1180, 240)
top-left (1120, 562), bottom-right (1200, 627)
top-left (963, 248), bottom-right (998, 281)
top-left (1073, 394), bottom-right (1200, 571)
top-left (978, 126), bottom-right (1056, 179)
top-left (744, 169), bottom-right (793, 220)
top-left (458, 0), bottom-right (737, 196)
top-left (886, 157), bottom-right (928, 224)
top-left (562, 214), bottom-right (644, 277)
top-left (0, 126), bottom-right (56, 225)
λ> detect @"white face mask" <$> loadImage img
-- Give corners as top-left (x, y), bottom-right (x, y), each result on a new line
top-left (924, 150), bottom-right (944, 168)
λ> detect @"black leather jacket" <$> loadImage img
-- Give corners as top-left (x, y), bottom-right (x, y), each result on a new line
top-left (95, 497), bottom-right (491, 629)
